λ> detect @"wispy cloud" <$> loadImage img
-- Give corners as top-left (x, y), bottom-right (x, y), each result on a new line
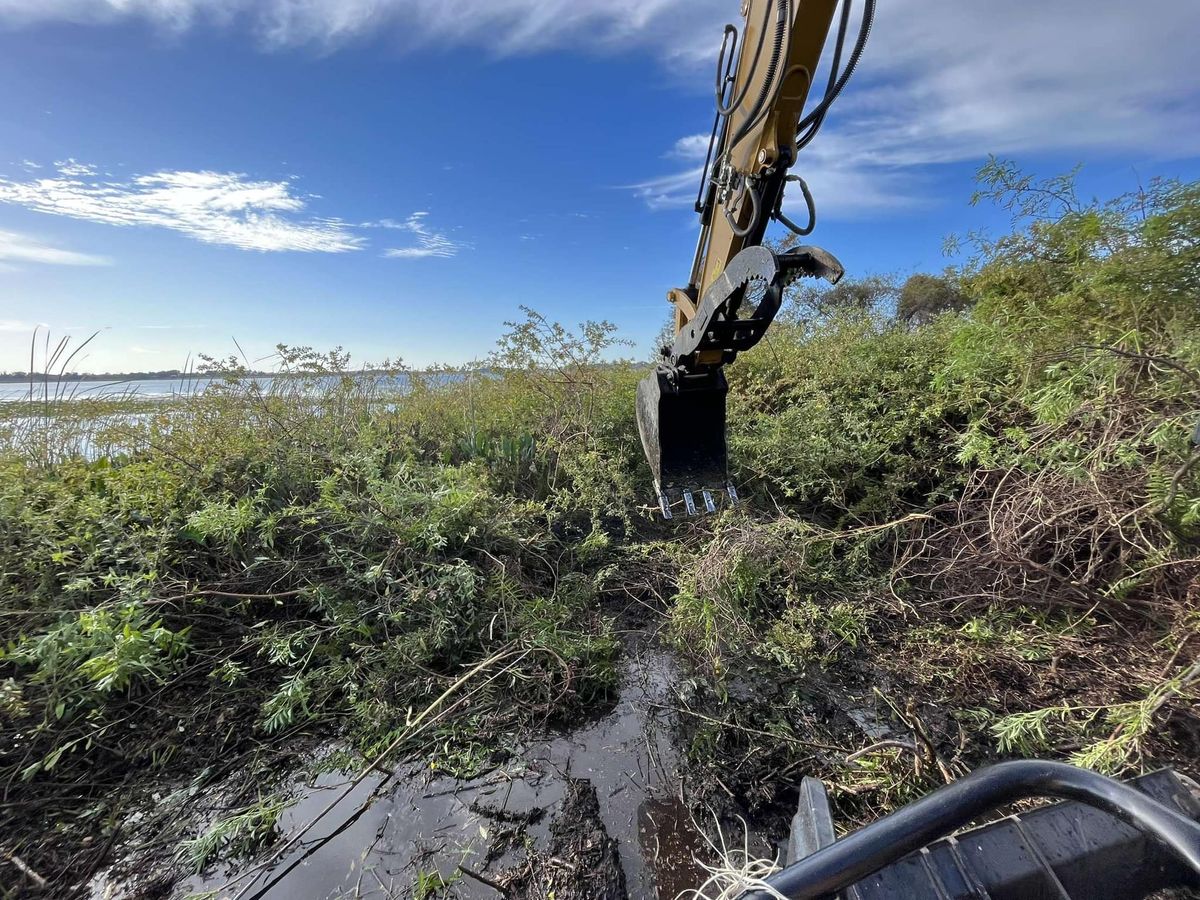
top-left (53, 158), bottom-right (96, 177)
top-left (129, 345), bottom-right (161, 354)
top-left (627, 165), bottom-right (703, 212)
top-left (0, 319), bottom-right (50, 331)
top-left (0, 229), bottom-right (112, 267)
top-left (0, 162), bottom-right (364, 253)
top-left (0, 0), bottom-right (731, 60)
top-left (629, 0), bottom-right (1200, 219)
top-left (378, 212), bottom-right (468, 260)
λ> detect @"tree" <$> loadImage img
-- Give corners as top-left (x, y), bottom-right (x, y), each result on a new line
top-left (898, 273), bottom-right (968, 325)
top-left (784, 274), bottom-right (899, 324)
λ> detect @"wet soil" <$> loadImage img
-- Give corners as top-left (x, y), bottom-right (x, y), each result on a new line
top-left (498, 778), bottom-right (626, 899)
top-left (157, 637), bottom-right (715, 900)
top-left (81, 621), bottom-right (930, 900)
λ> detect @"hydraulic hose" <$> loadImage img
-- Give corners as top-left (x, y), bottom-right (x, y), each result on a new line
top-left (698, 4), bottom-right (767, 215)
top-left (753, 760), bottom-right (1200, 900)
top-left (716, 4), bottom-right (770, 119)
top-left (725, 182), bottom-right (762, 238)
top-left (774, 174), bottom-right (815, 236)
top-left (795, 0), bottom-right (875, 137)
top-left (729, 0), bottom-right (792, 152)
top-left (796, 0), bottom-right (852, 151)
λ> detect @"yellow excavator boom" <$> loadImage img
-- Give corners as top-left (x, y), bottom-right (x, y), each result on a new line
top-left (637, 0), bottom-right (874, 518)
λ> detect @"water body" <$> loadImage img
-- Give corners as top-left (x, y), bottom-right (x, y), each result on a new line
top-left (0, 372), bottom-right (469, 403)
top-left (2, 377), bottom-right (275, 402)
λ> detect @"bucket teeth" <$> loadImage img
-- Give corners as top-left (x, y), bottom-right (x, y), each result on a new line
top-left (653, 485), bottom-right (741, 520)
top-left (683, 491), bottom-right (698, 516)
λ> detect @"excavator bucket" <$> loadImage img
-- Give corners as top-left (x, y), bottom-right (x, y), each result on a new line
top-left (636, 366), bottom-right (734, 518)
top-left (637, 245), bottom-right (843, 518)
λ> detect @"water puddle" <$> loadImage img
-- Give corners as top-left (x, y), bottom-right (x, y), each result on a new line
top-left (182, 642), bottom-right (712, 899)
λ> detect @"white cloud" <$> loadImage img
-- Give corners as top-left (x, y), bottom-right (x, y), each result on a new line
top-left (129, 345), bottom-right (160, 354)
top-left (667, 134), bottom-right (712, 160)
top-left (0, 229), bottom-right (112, 266)
top-left (625, 0), bottom-right (1200, 218)
top-left (0, 0), bottom-right (731, 58)
top-left (0, 166), bottom-right (364, 253)
top-left (2, 1), bottom-right (1198, 223)
top-left (0, 319), bottom-right (50, 331)
top-left (54, 158), bottom-right (97, 177)
top-left (379, 212), bottom-right (468, 260)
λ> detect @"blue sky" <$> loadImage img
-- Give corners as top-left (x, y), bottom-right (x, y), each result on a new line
top-left (1, 0), bottom-right (1198, 373)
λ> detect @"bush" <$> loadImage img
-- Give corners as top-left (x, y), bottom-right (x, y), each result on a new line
top-left (897, 273), bottom-right (967, 324)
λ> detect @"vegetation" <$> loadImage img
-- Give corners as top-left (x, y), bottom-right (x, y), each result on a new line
top-left (897, 273), bottom-right (967, 324)
top-left (2, 161), bottom-right (1198, 893)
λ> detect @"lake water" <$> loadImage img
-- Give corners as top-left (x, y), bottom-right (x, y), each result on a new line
top-left (0, 373), bottom-right (440, 402)
top-left (1, 378), bottom-right (216, 401)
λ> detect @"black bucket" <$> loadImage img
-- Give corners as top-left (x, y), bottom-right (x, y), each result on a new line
top-left (636, 367), bottom-right (729, 500)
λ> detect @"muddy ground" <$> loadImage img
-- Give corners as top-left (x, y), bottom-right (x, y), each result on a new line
top-left (73, 593), bottom-right (915, 900)
top-left (42, 581), bottom-right (1200, 900)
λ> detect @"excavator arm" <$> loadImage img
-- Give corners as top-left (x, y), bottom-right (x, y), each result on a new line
top-left (637, 0), bottom-right (875, 517)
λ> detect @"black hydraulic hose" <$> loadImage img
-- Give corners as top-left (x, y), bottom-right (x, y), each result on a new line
top-left (715, 24), bottom-right (739, 107)
top-left (774, 174), bottom-right (815, 235)
top-left (716, 7), bottom-right (770, 118)
top-left (753, 760), bottom-right (1200, 900)
top-left (730, 0), bottom-right (791, 152)
top-left (795, 0), bottom-right (875, 138)
top-left (702, 2), bottom-right (778, 215)
top-left (697, 19), bottom-right (745, 214)
top-left (725, 182), bottom-right (762, 238)
top-left (796, 0), bottom-right (852, 151)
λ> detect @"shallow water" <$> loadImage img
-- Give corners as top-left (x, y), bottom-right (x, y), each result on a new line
top-left (181, 643), bottom-right (712, 899)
